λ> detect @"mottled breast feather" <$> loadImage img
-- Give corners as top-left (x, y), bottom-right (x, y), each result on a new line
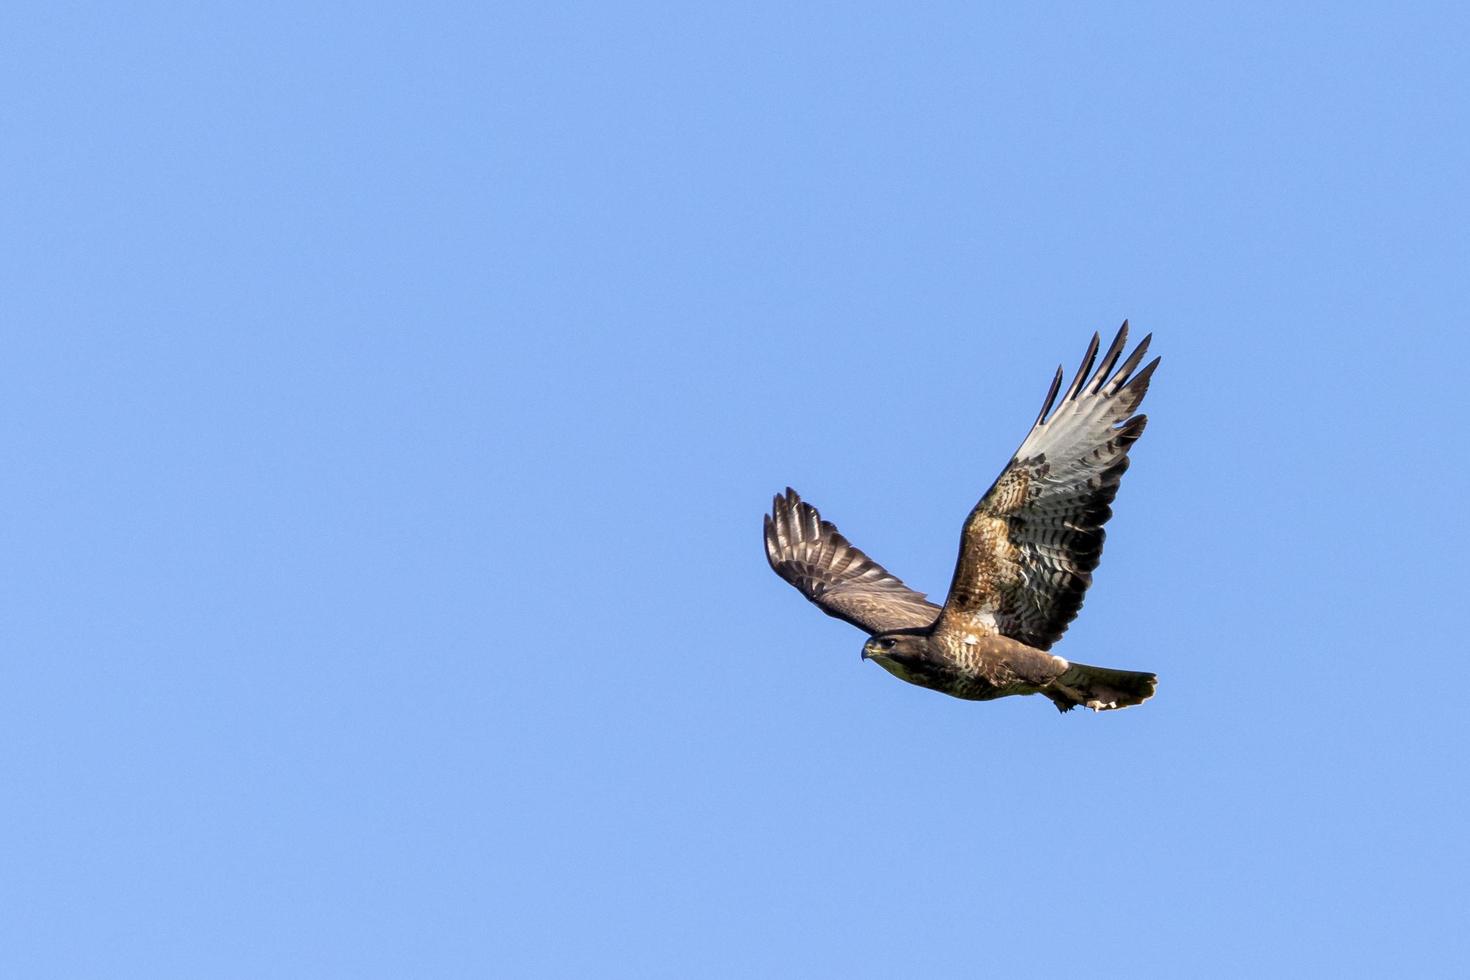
top-left (764, 488), bottom-right (941, 635)
top-left (937, 323), bottom-right (1158, 651)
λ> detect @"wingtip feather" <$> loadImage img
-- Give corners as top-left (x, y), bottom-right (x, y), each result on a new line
top-left (1090, 321), bottom-right (1130, 394)
top-left (1064, 332), bottom-right (1102, 402)
top-left (1033, 365), bottom-right (1065, 427)
top-left (763, 512), bottom-right (780, 565)
top-left (1108, 334), bottom-right (1153, 394)
top-left (1122, 356), bottom-right (1161, 403)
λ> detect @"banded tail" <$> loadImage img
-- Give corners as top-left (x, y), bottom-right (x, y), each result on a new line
top-left (1047, 662), bottom-right (1157, 713)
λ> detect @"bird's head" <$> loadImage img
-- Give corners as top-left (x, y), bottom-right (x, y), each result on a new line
top-left (861, 631), bottom-right (930, 663)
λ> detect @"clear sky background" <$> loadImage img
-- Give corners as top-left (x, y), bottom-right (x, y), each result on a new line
top-left (4, 3), bottom-right (1468, 977)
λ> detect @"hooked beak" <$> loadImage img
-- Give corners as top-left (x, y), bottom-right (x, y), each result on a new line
top-left (861, 639), bottom-right (882, 661)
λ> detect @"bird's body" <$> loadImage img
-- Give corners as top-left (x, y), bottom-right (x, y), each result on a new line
top-left (868, 629), bottom-right (1048, 701)
top-left (763, 323), bottom-right (1160, 713)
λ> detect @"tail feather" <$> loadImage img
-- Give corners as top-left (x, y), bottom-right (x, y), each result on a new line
top-left (1047, 662), bottom-right (1157, 713)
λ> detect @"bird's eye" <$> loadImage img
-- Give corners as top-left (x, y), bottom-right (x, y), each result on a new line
top-left (879, 638), bottom-right (896, 650)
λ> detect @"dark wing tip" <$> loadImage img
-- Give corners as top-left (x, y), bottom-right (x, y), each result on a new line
top-left (763, 512), bottom-right (780, 566)
top-left (1107, 334), bottom-right (1154, 394)
top-left (768, 488), bottom-right (810, 560)
top-left (1064, 332), bottom-right (1103, 402)
top-left (773, 487), bottom-right (806, 524)
top-left (1123, 356), bottom-right (1161, 401)
top-left (1033, 365), bottom-right (1065, 427)
top-left (1090, 322), bottom-right (1131, 395)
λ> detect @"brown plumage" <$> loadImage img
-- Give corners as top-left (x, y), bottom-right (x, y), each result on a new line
top-left (763, 322), bottom-right (1159, 713)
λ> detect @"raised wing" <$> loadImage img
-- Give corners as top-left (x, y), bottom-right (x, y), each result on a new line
top-left (764, 488), bottom-right (940, 635)
top-left (938, 322), bottom-right (1158, 650)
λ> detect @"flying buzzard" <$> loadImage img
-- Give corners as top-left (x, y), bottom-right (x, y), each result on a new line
top-left (764, 323), bottom-right (1159, 712)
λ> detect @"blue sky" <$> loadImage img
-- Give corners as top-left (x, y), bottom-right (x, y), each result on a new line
top-left (4, 2), bottom-right (1468, 976)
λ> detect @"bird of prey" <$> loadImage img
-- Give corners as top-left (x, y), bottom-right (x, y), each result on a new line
top-left (764, 323), bottom-right (1159, 713)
